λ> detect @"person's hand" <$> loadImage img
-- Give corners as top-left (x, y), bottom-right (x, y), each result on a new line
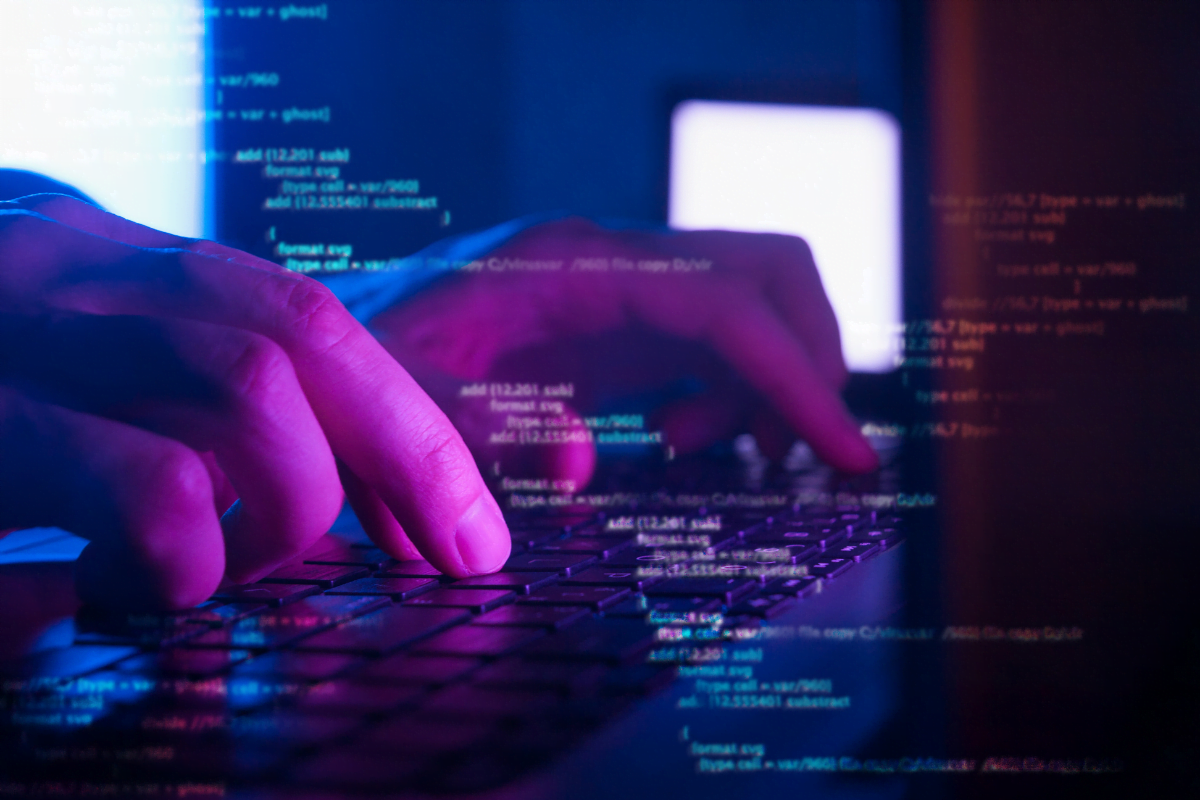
top-left (0, 195), bottom-right (511, 610)
top-left (373, 217), bottom-right (879, 489)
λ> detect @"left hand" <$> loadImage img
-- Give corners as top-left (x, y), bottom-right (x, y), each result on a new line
top-left (373, 217), bottom-right (879, 489)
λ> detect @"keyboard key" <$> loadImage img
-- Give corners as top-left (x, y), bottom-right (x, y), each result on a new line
top-left (114, 647), bottom-right (253, 677)
top-left (603, 595), bottom-right (721, 618)
top-left (444, 572), bottom-right (558, 593)
top-left (325, 576), bottom-right (438, 600)
top-left (827, 541), bottom-right (882, 562)
top-left (508, 528), bottom-right (564, 551)
top-left (18, 669), bottom-right (154, 710)
top-left (502, 553), bottom-right (597, 575)
top-left (728, 593), bottom-right (798, 619)
top-left (720, 511), bottom-right (778, 535)
top-left (167, 741), bottom-right (284, 781)
top-left (403, 588), bottom-right (516, 613)
top-left (304, 545), bottom-right (396, 571)
top-left (432, 754), bottom-right (533, 795)
top-left (81, 601), bottom-right (260, 638)
top-left (526, 512), bottom-right (596, 529)
top-left (148, 676), bottom-right (304, 714)
top-left (472, 604), bottom-right (590, 630)
top-left (741, 542), bottom-right (821, 563)
top-left (656, 531), bottom-right (739, 552)
top-left (761, 575), bottom-right (823, 598)
top-left (297, 606), bottom-right (469, 656)
top-left (73, 611), bottom-right (209, 648)
top-left (185, 595), bottom-right (389, 650)
top-left (473, 658), bottom-right (606, 694)
top-left (293, 680), bottom-right (423, 715)
top-left (377, 560), bottom-right (443, 579)
top-left (803, 556), bottom-right (854, 579)
top-left (601, 663), bottom-right (678, 696)
top-left (79, 599), bottom-right (220, 626)
top-left (711, 548), bottom-right (789, 571)
top-left (103, 707), bottom-right (237, 738)
top-left (296, 534), bottom-right (361, 561)
top-left (230, 652), bottom-right (360, 681)
top-left (847, 528), bottom-right (905, 548)
top-left (358, 713), bottom-right (495, 754)
top-left (599, 549), bottom-right (689, 568)
top-left (509, 517), bottom-right (569, 530)
top-left (751, 526), bottom-right (848, 549)
top-left (211, 583), bottom-right (319, 607)
top-left (231, 710), bottom-right (360, 748)
top-left (354, 654), bottom-right (480, 686)
top-left (491, 717), bottom-right (590, 757)
top-left (412, 625), bottom-right (545, 658)
top-left (561, 566), bottom-right (666, 591)
top-left (296, 535), bottom-right (395, 568)
top-left (533, 538), bottom-right (634, 558)
top-left (292, 749), bottom-right (428, 791)
top-left (646, 577), bottom-right (757, 604)
top-left (568, 523), bottom-right (626, 537)
top-left (204, 602), bottom-right (271, 627)
top-left (421, 684), bottom-right (559, 719)
top-left (259, 563), bottom-right (370, 588)
top-left (283, 593), bottom-right (392, 622)
top-left (523, 619), bottom-right (656, 664)
top-left (516, 585), bottom-right (630, 610)
top-left (797, 512), bottom-right (839, 525)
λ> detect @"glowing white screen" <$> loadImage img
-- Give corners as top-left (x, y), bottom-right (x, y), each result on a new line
top-left (0, 0), bottom-right (207, 236)
top-left (670, 100), bottom-right (901, 373)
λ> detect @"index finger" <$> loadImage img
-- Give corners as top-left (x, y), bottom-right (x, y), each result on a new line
top-left (0, 206), bottom-right (511, 578)
top-left (708, 293), bottom-right (877, 472)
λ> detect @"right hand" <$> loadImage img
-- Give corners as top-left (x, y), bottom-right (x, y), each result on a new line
top-left (0, 195), bottom-right (511, 611)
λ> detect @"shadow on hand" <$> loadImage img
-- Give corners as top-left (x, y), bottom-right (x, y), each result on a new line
top-left (0, 562), bottom-right (80, 662)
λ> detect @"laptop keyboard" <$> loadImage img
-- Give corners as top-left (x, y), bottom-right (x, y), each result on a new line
top-left (1, 500), bottom-right (903, 794)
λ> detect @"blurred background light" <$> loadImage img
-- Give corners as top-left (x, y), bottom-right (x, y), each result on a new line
top-left (670, 100), bottom-right (902, 373)
top-left (0, 0), bottom-right (207, 236)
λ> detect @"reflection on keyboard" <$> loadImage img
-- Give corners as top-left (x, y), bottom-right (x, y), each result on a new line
top-left (0, 499), bottom-right (903, 794)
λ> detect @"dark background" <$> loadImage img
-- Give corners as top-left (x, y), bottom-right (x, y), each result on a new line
top-left (211, 0), bottom-right (901, 260)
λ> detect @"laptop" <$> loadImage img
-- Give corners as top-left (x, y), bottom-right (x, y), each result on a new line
top-left (3, 2), bottom-right (1196, 798)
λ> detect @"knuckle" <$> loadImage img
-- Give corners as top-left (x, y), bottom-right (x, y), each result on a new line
top-left (414, 423), bottom-right (474, 488)
top-left (766, 232), bottom-right (815, 264)
top-left (281, 277), bottom-right (356, 355)
top-left (222, 332), bottom-right (295, 406)
top-left (145, 444), bottom-right (213, 516)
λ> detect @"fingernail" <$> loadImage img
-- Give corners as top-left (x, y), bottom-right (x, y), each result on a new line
top-left (455, 493), bottom-right (511, 575)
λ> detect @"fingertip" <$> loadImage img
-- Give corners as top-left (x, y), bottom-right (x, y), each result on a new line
top-left (452, 492), bottom-right (511, 576)
top-left (842, 436), bottom-right (881, 474)
top-left (833, 422), bottom-right (881, 474)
